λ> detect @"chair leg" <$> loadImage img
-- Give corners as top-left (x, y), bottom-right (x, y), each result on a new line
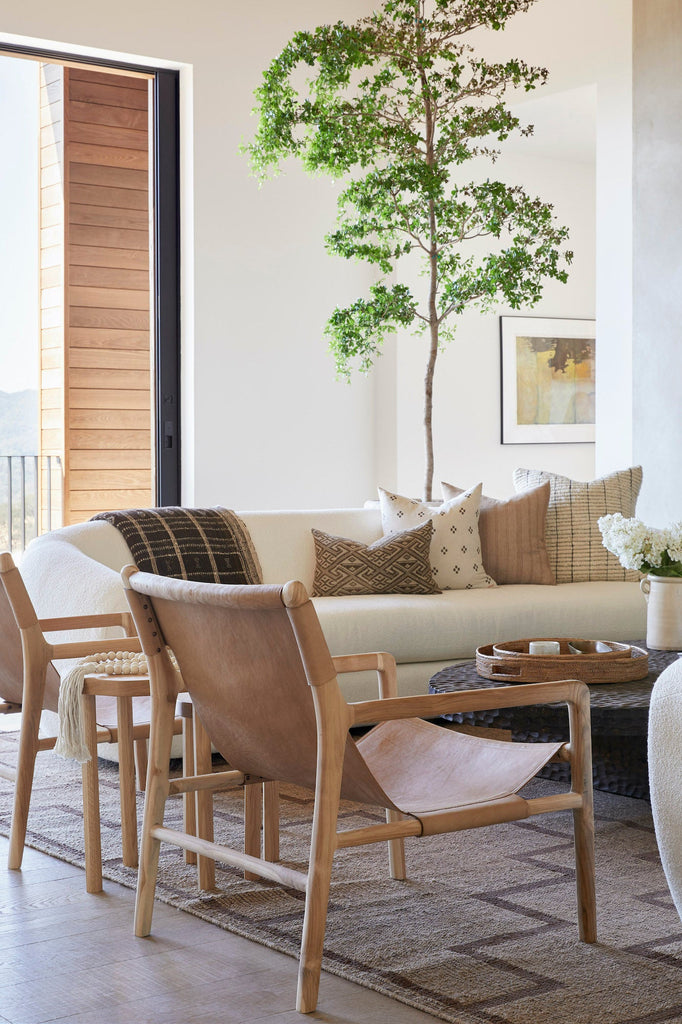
top-left (386, 809), bottom-right (406, 880)
top-left (80, 693), bottom-right (103, 894)
top-left (193, 711), bottom-right (216, 892)
top-left (296, 690), bottom-right (345, 1015)
top-left (135, 696), bottom-right (176, 937)
top-left (263, 780), bottom-right (280, 863)
top-left (244, 782), bottom-right (262, 880)
top-left (134, 738), bottom-right (148, 792)
top-left (297, 789), bottom-right (340, 1014)
top-left (117, 696), bottom-right (139, 869)
top-left (573, 800), bottom-right (597, 942)
top-left (568, 687), bottom-right (597, 943)
top-left (182, 715), bottom-right (197, 865)
top-left (7, 702), bottom-right (41, 870)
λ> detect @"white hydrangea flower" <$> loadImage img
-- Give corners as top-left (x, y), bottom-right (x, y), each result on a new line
top-left (598, 514), bottom-right (680, 573)
top-left (664, 522), bottom-right (682, 563)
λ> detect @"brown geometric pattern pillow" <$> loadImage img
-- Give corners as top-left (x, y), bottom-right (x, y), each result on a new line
top-left (441, 480), bottom-right (554, 585)
top-left (311, 522), bottom-right (441, 597)
top-left (512, 466), bottom-right (643, 583)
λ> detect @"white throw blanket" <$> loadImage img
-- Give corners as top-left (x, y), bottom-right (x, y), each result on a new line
top-left (648, 656), bottom-right (682, 917)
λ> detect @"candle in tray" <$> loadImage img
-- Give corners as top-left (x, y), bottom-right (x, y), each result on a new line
top-left (528, 640), bottom-right (561, 656)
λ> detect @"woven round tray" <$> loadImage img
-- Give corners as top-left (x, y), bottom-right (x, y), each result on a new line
top-left (476, 638), bottom-right (649, 684)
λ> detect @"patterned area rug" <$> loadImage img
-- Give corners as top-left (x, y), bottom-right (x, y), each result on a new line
top-left (1, 732), bottom-right (682, 1024)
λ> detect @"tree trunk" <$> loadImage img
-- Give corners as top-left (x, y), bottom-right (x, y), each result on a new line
top-left (419, 39), bottom-right (438, 502)
top-left (423, 193), bottom-right (439, 501)
top-left (423, 318), bottom-right (438, 501)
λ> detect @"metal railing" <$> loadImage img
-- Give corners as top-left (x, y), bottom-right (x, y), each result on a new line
top-left (0, 455), bottom-right (63, 555)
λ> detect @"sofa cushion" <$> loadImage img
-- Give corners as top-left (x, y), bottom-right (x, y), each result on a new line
top-left (379, 485), bottom-right (495, 590)
top-left (311, 522), bottom-right (440, 597)
top-left (313, 581), bottom-right (647, 665)
top-left (238, 508), bottom-right (382, 591)
top-left (513, 467), bottom-right (643, 584)
top-left (441, 480), bottom-right (554, 586)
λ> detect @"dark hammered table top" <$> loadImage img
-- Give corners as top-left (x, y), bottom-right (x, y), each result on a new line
top-left (428, 643), bottom-right (680, 739)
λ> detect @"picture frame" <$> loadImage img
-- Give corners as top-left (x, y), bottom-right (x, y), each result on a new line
top-left (500, 316), bottom-right (596, 444)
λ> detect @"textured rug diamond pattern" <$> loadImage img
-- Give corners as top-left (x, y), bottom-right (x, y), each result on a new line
top-left (1, 733), bottom-right (682, 1024)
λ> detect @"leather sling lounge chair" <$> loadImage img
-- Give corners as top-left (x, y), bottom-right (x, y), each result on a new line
top-left (123, 566), bottom-right (596, 1014)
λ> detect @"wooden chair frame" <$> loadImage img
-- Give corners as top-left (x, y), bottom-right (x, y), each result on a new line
top-left (175, 696), bottom-right (280, 887)
top-left (124, 569), bottom-right (595, 1015)
top-left (0, 552), bottom-right (186, 892)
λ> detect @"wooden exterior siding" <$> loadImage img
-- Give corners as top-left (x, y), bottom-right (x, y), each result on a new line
top-left (39, 65), bottom-right (154, 526)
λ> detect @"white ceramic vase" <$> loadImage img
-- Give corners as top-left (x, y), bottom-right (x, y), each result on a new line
top-left (640, 574), bottom-right (682, 649)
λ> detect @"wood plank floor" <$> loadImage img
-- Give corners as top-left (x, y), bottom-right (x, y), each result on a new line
top-left (0, 836), bottom-right (438, 1024)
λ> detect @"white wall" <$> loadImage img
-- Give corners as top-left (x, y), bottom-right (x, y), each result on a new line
top-left (0, 0), bottom-right (633, 510)
top-left (632, 0), bottom-right (682, 525)
top-left (377, 147), bottom-right (596, 501)
top-left (372, 0), bottom-right (632, 500)
top-left (594, 13), bottom-right (634, 481)
top-left (0, 0), bottom-right (378, 511)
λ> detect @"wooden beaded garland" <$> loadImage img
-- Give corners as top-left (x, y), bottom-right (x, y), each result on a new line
top-left (56, 647), bottom-right (180, 763)
top-left (80, 651), bottom-right (149, 676)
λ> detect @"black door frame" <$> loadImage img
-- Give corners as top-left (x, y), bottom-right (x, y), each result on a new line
top-left (0, 43), bottom-right (181, 505)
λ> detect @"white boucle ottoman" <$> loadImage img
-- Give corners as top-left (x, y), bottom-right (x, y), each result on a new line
top-left (649, 656), bottom-right (682, 917)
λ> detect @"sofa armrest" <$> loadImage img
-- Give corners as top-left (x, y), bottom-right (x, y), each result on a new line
top-left (21, 535), bottom-right (131, 650)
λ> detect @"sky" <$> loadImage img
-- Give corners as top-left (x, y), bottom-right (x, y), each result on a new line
top-left (0, 55), bottom-right (39, 394)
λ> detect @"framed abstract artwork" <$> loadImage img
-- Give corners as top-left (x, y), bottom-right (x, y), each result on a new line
top-left (500, 316), bottom-right (596, 444)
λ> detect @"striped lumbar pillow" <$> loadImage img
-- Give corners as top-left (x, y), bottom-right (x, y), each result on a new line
top-left (441, 480), bottom-right (554, 585)
top-left (512, 467), bottom-right (643, 583)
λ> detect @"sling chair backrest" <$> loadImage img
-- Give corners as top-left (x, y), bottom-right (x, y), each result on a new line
top-left (125, 570), bottom-right (391, 808)
top-left (0, 554), bottom-right (60, 711)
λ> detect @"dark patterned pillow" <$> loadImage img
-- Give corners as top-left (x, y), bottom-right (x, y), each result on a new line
top-left (311, 522), bottom-right (441, 597)
top-left (91, 506), bottom-right (262, 584)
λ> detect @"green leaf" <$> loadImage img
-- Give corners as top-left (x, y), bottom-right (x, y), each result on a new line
top-left (243, 0), bottom-right (568, 499)
top-left (325, 283), bottom-right (418, 378)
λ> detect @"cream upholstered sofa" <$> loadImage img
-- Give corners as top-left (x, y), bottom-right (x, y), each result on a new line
top-left (20, 506), bottom-right (647, 703)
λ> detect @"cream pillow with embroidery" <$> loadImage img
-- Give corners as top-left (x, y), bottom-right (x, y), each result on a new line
top-left (379, 484), bottom-right (495, 590)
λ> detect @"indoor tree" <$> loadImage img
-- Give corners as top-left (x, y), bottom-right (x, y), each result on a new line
top-left (245, 0), bottom-right (572, 500)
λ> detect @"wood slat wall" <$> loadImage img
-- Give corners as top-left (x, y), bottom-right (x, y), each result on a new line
top-left (39, 65), bottom-right (154, 525)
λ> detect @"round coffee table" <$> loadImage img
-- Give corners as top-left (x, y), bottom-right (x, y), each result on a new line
top-left (428, 643), bottom-right (679, 800)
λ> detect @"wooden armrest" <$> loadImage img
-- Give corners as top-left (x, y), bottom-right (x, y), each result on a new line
top-left (39, 611), bottom-right (136, 633)
top-left (349, 678), bottom-right (589, 727)
top-left (50, 637), bottom-right (142, 660)
top-left (332, 652), bottom-right (397, 700)
top-left (332, 652), bottom-right (393, 673)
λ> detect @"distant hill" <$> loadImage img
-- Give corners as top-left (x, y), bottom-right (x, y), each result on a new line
top-left (0, 389), bottom-right (39, 455)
